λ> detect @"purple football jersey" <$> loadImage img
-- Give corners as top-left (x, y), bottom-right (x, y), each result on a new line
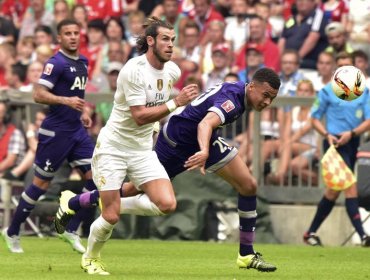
top-left (167, 81), bottom-right (247, 146)
top-left (38, 50), bottom-right (88, 131)
top-left (155, 82), bottom-right (246, 178)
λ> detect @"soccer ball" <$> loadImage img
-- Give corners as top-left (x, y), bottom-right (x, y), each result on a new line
top-left (331, 65), bottom-right (366, 101)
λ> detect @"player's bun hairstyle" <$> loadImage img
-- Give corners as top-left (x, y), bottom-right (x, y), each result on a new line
top-left (252, 68), bottom-right (281, 90)
top-left (136, 16), bottom-right (174, 55)
top-left (57, 18), bottom-right (79, 34)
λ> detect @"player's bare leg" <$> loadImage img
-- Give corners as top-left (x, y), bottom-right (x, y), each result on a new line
top-left (216, 154), bottom-right (276, 272)
top-left (120, 179), bottom-right (176, 216)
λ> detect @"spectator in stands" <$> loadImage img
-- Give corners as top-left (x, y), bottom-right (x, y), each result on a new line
top-left (353, 50), bottom-right (370, 88)
top-left (234, 15), bottom-right (280, 72)
top-left (267, 79), bottom-right (318, 186)
top-left (324, 21), bottom-right (353, 55)
top-left (34, 44), bottom-right (54, 65)
top-left (191, 0), bottom-right (224, 45)
top-left (179, 20), bottom-right (201, 73)
top-left (0, 101), bottom-right (26, 176)
top-left (18, 0), bottom-right (54, 40)
top-left (278, 0), bottom-right (329, 70)
top-left (125, 10), bottom-right (145, 59)
top-left (19, 61), bottom-right (44, 92)
top-left (34, 25), bottom-right (56, 49)
top-left (80, 19), bottom-right (106, 80)
top-left (71, 4), bottom-right (88, 50)
top-left (51, 0), bottom-right (70, 36)
top-left (320, 0), bottom-right (349, 26)
top-left (0, 43), bottom-right (17, 88)
top-left (199, 20), bottom-right (231, 75)
top-left (2, 108), bottom-right (47, 181)
top-left (278, 49), bottom-right (306, 97)
top-left (269, 0), bottom-right (285, 42)
top-left (224, 0), bottom-right (250, 53)
top-left (1, 0), bottom-right (28, 29)
top-left (94, 17), bottom-right (131, 74)
top-left (16, 36), bottom-right (36, 66)
top-left (76, 0), bottom-right (124, 21)
top-left (346, 0), bottom-right (370, 59)
top-left (224, 72), bottom-right (239, 83)
top-left (0, 3), bottom-right (17, 44)
top-left (160, 0), bottom-right (187, 47)
top-left (303, 51), bottom-right (370, 247)
top-left (5, 63), bottom-right (27, 90)
top-left (202, 43), bottom-right (230, 89)
top-left (95, 62), bottom-right (123, 126)
top-left (237, 44), bottom-right (264, 83)
top-left (305, 51), bottom-right (336, 92)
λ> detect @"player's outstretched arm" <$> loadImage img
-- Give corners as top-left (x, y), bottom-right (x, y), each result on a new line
top-left (33, 84), bottom-right (85, 111)
top-left (130, 84), bottom-right (199, 126)
top-left (184, 112), bottom-right (222, 175)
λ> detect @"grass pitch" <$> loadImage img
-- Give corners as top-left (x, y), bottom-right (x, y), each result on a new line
top-left (0, 237), bottom-right (369, 280)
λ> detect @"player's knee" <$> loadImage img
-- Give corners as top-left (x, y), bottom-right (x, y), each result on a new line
top-left (157, 198), bottom-right (177, 214)
top-left (102, 211), bottom-right (120, 225)
top-left (239, 177), bottom-right (257, 196)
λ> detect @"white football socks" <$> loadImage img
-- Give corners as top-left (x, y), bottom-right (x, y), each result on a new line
top-left (85, 215), bottom-right (114, 259)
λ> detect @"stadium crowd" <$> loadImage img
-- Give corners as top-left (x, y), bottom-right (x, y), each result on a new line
top-left (1, 0), bottom-right (370, 249)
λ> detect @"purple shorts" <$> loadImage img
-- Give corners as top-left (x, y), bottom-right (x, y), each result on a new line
top-left (34, 126), bottom-right (94, 180)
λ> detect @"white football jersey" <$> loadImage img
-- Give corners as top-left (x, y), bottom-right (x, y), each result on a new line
top-left (105, 54), bottom-right (181, 149)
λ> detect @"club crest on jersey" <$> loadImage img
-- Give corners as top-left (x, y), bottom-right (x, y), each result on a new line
top-left (157, 79), bottom-right (163, 91)
top-left (221, 100), bottom-right (235, 113)
top-left (43, 63), bottom-right (54, 75)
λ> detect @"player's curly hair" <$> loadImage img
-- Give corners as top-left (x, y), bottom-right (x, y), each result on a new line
top-left (136, 17), bottom-right (173, 55)
top-left (252, 68), bottom-right (281, 90)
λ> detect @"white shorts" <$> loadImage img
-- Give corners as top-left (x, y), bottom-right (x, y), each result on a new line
top-left (92, 131), bottom-right (169, 191)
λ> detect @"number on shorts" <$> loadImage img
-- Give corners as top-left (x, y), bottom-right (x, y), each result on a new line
top-left (212, 137), bottom-right (231, 153)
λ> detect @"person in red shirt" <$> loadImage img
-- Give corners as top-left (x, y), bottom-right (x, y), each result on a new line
top-left (80, 19), bottom-right (106, 80)
top-left (234, 15), bottom-right (280, 72)
top-left (189, 0), bottom-right (224, 45)
top-left (76, 0), bottom-right (124, 21)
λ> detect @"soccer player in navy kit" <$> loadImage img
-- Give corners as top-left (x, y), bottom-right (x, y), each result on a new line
top-left (154, 68), bottom-right (280, 271)
top-left (2, 19), bottom-right (98, 254)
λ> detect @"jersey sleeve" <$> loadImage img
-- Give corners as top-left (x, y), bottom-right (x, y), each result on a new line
top-left (209, 91), bottom-right (240, 124)
top-left (38, 56), bottom-right (64, 90)
top-left (122, 65), bottom-right (147, 106)
top-left (362, 88), bottom-right (370, 120)
top-left (310, 86), bottom-right (330, 120)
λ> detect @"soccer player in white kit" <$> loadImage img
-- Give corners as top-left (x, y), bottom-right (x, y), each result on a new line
top-left (79, 17), bottom-right (198, 275)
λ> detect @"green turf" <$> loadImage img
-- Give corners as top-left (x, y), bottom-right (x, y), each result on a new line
top-left (0, 237), bottom-right (369, 279)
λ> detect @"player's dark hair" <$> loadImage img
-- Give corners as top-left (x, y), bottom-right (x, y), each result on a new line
top-left (136, 17), bottom-right (173, 55)
top-left (57, 18), bottom-right (79, 34)
top-left (252, 68), bottom-right (281, 90)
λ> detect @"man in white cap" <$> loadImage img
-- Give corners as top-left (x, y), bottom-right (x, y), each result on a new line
top-left (325, 21), bottom-right (353, 55)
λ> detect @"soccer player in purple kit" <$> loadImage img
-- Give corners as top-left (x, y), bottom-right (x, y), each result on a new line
top-left (1, 19), bottom-right (99, 254)
top-left (56, 67), bottom-right (281, 273)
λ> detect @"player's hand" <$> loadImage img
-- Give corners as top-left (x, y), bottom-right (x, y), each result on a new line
top-left (81, 112), bottom-right (92, 128)
top-left (175, 84), bottom-right (199, 107)
top-left (67, 96), bottom-right (85, 111)
top-left (184, 150), bottom-right (209, 175)
top-left (336, 131), bottom-right (352, 147)
top-left (327, 134), bottom-right (339, 147)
